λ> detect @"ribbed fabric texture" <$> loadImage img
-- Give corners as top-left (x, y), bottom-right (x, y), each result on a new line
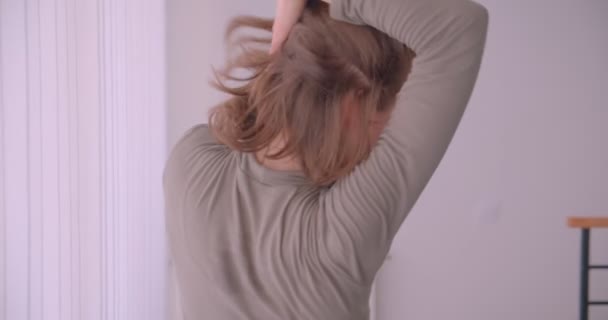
top-left (163, 0), bottom-right (489, 318)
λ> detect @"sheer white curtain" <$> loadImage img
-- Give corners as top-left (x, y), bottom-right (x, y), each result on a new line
top-left (0, 0), bottom-right (167, 319)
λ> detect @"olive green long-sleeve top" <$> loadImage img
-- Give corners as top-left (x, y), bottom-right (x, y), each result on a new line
top-left (163, 0), bottom-right (489, 318)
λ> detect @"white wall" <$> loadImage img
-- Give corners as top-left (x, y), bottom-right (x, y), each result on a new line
top-left (376, 1), bottom-right (608, 319)
top-left (166, 1), bottom-right (608, 319)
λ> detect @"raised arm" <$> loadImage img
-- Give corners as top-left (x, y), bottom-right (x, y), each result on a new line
top-left (320, 0), bottom-right (489, 284)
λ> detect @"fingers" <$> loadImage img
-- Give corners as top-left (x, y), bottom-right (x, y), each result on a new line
top-left (270, 0), bottom-right (307, 54)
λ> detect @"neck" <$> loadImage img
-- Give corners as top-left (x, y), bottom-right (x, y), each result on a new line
top-left (254, 134), bottom-right (302, 172)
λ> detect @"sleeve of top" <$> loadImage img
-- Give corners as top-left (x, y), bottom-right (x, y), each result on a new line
top-left (320, 0), bottom-right (489, 284)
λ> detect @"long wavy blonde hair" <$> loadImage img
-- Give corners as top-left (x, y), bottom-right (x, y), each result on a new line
top-left (209, 1), bottom-right (414, 187)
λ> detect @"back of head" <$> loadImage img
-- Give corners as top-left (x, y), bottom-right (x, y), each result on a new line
top-left (209, 0), bottom-right (414, 187)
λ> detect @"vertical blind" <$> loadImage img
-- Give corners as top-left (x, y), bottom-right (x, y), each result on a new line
top-left (0, 0), bottom-right (167, 319)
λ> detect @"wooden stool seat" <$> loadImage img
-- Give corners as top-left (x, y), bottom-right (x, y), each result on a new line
top-left (568, 217), bottom-right (608, 228)
top-left (568, 216), bottom-right (608, 320)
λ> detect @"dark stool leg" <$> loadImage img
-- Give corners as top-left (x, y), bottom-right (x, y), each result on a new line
top-left (580, 228), bottom-right (590, 320)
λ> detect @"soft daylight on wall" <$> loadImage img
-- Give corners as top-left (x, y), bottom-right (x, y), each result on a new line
top-left (0, 0), bottom-right (167, 319)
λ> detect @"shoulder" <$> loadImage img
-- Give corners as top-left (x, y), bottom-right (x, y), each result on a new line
top-left (174, 123), bottom-right (216, 149)
top-left (168, 123), bottom-right (228, 160)
top-left (163, 123), bottom-right (230, 192)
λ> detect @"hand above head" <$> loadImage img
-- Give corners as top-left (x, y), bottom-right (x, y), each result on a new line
top-left (269, 0), bottom-right (307, 54)
top-left (270, 0), bottom-right (331, 54)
